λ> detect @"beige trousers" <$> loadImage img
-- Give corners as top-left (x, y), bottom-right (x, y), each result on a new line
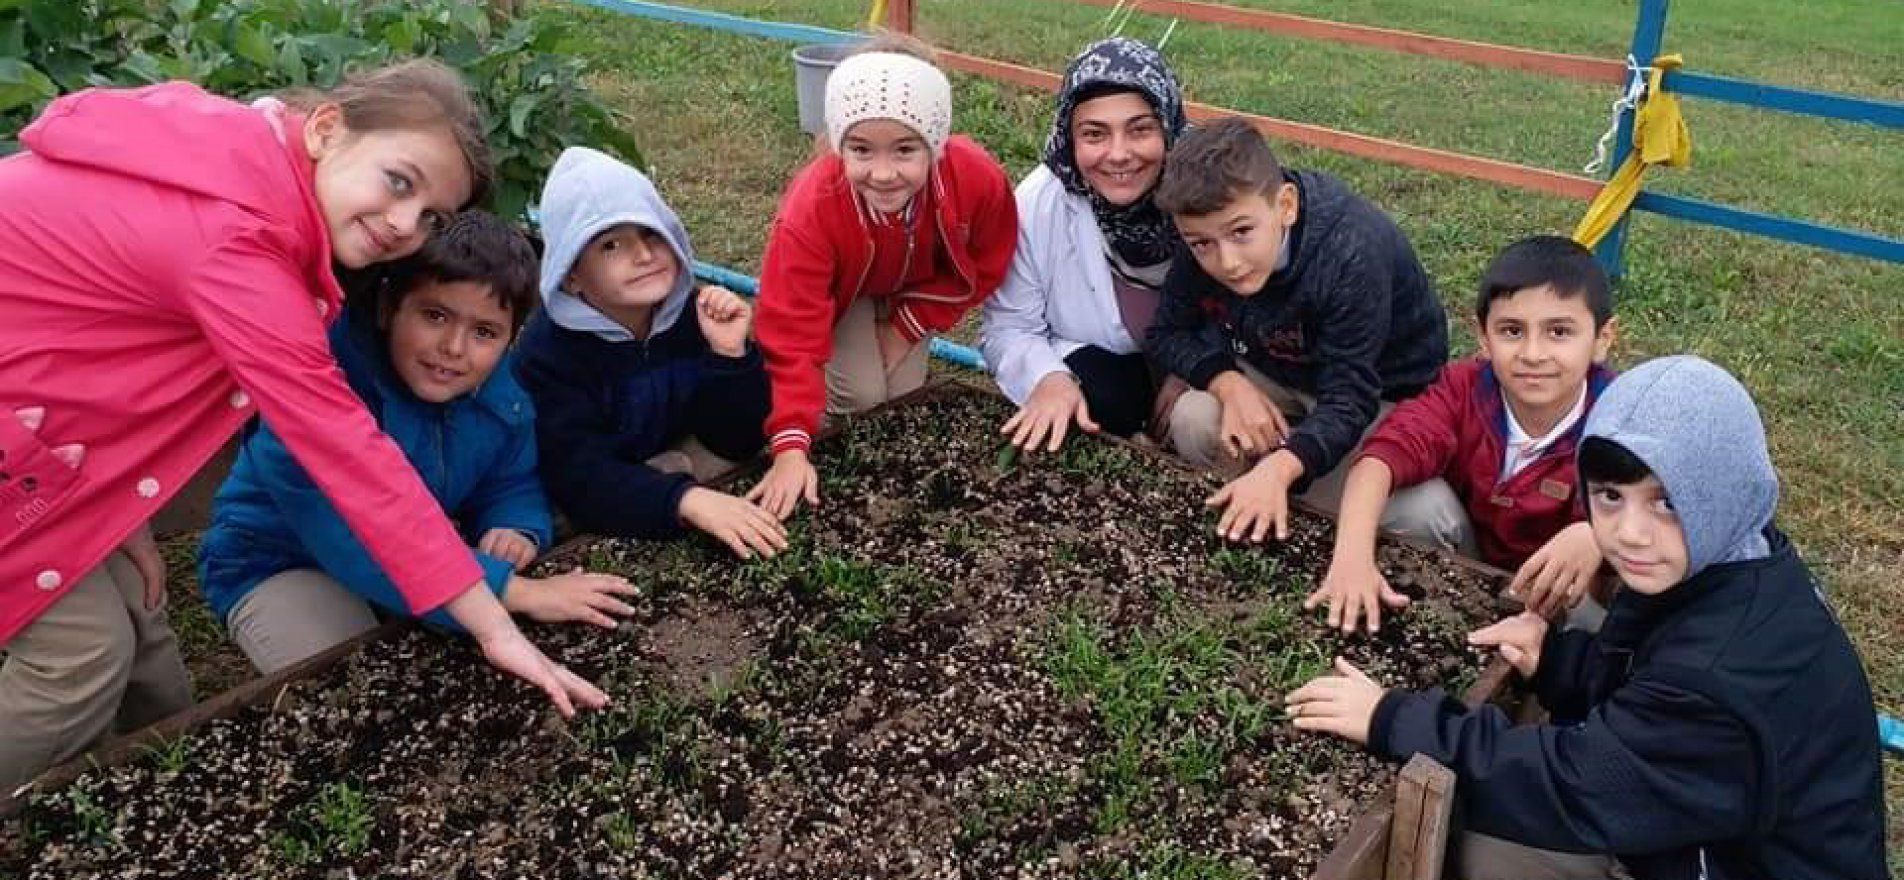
top-left (825, 296), bottom-right (930, 416)
top-left (225, 568), bottom-right (379, 676)
top-left (1167, 360), bottom-right (1394, 514)
top-left (646, 435), bottom-right (745, 484)
top-left (1458, 831), bottom-right (1630, 880)
top-left (0, 551), bottom-right (194, 792)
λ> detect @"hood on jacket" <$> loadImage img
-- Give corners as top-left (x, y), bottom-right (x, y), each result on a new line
top-left (20, 82), bottom-right (334, 285)
top-left (1581, 355), bottom-right (1776, 576)
top-left (537, 146), bottom-right (695, 343)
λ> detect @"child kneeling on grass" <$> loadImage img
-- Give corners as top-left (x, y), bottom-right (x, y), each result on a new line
top-left (748, 35), bottom-right (1018, 520)
top-left (516, 146), bottom-right (783, 560)
top-left (199, 213), bottom-right (638, 675)
top-left (1286, 355), bottom-right (1887, 880)
top-left (1147, 117), bottom-right (1448, 544)
top-left (1309, 236), bottom-right (1617, 634)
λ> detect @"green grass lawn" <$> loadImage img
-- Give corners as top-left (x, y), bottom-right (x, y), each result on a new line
top-left (544, 0), bottom-right (1903, 861)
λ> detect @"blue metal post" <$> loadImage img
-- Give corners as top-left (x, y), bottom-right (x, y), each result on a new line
top-left (1595, 0), bottom-right (1670, 281)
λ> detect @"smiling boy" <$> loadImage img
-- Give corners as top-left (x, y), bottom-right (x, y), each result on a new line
top-left (1286, 356), bottom-right (1887, 880)
top-left (1147, 117), bottom-right (1447, 544)
top-left (1309, 236), bottom-right (1617, 633)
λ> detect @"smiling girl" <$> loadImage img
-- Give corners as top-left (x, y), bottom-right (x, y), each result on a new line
top-left (0, 60), bottom-right (603, 792)
top-left (748, 36), bottom-right (1017, 520)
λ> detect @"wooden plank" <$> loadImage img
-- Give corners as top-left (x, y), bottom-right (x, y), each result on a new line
top-left (1387, 758), bottom-right (1429, 880)
top-left (1057, 0), bottom-right (1628, 85)
top-left (1413, 758), bottom-right (1458, 880)
top-left (936, 50), bottom-right (1604, 202)
top-left (886, 0), bottom-right (915, 33)
top-left (1312, 802), bottom-right (1393, 880)
top-left (2, 621), bottom-right (408, 816)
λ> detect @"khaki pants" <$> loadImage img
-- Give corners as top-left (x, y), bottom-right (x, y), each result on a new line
top-left (1168, 361), bottom-right (1394, 514)
top-left (646, 436), bottom-right (745, 484)
top-left (226, 568), bottom-right (379, 676)
top-left (1458, 831), bottom-right (1629, 880)
top-left (0, 551), bottom-right (194, 792)
top-left (826, 296), bottom-right (930, 416)
top-left (1381, 477), bottom-right (1481, 557)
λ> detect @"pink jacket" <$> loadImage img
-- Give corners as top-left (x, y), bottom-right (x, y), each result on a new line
top-left (0, 83), bottom-right (481, 643)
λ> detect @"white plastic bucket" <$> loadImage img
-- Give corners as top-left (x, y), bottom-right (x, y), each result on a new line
top-left (791, 43), bottom-right (860, 135)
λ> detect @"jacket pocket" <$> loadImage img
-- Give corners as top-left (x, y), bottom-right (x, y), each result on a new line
top-left (0, 412), bottom-right (84, 550)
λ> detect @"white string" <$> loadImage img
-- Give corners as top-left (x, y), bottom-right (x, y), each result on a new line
top-left (1584, 55), bottom-right (1652, 175)
top-left (1156, 17), bottom-right (1180, 49)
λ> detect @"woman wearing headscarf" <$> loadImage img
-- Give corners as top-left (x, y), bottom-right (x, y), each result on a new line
top-left (980, 37), bottom-right (1188, 450)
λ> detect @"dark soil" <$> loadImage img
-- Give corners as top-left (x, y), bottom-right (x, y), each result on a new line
top-left (5, 383), bottom-right (1515, 880)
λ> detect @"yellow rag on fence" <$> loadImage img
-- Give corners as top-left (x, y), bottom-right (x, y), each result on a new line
top-left (1573, 55), bottom-right (1692, 248)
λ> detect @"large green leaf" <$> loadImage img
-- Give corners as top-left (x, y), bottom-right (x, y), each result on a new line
top-left (0, 57), bottom-right (57, 113)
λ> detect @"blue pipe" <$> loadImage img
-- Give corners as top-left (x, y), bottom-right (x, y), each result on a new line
top-left (1881, 714), bottom-right (1904, 756)
top-left (692, 261), bottom-right (988, 371)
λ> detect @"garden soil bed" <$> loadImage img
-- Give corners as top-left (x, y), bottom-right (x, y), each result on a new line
top-left (4, 382), bottom-right (1515, 880)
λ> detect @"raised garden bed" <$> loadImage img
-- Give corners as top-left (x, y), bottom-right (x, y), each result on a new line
top-left (3, 382), bottom-right (1514, 879)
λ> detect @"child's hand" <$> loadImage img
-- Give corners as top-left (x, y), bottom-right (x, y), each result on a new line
top-left (696, 285), bottom-right (753, 358)
top-left (1205, 451), bottom-right (1303, 542)
top-left (1467, 611), bottom-right (1549, 679)
top-left (504, 568), bottom-right (638, 629)
top-left (478, 528), bottom-right (539, 569)
top-left (1509, 521), bottom-right (1603, 618)
top-left (1209, 371), bottom-right (1288, 458)
top-left (1285, 657), bottom-right (1385, 745)
top-left (1306, 551), bottom-right (1411, 634)
top-left (679, 486), bottom-right (789, 559)
top-left (744, 450), bottom-right (820, 521)
top-left (1002, 372), bottom-right (1099, 452)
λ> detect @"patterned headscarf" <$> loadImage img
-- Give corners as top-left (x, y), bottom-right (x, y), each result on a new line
top-left (1042, 37), bottom-right (1187, 270)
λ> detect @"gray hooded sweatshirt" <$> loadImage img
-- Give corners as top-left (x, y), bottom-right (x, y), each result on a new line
top-left (1580, 354), bottom-right (1775, 574)
top-left (536, 146), bottom-right (695, 342)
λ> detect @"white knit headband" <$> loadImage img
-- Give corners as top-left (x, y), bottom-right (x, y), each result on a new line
top-left (824, 51), bottom-right (953, 158)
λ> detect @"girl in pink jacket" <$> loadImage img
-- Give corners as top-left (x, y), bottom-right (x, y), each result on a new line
top-left (0, 60), bottom-right (605, 792)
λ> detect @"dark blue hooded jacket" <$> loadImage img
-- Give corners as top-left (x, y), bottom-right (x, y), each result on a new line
top-left (1368, 356), bottom-right (1886, 880)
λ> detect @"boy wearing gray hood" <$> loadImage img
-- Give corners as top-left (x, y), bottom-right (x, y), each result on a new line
top-left (517, 148), bottom-right (785, 559)
top-left (1286, 355), bottom-right (1886, 880)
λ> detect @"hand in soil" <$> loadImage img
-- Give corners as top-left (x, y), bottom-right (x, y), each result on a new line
top-left (1209, 370), bottom-right (1289, 457)
top-left (745, 450), bottom-right (820, 521)
top-left (1307, 551), bottom-right (1411, 634)
top-left (505, 569), bottom-right (638, 629)
top-left (1285, 657), bottom-right (1385, 745)
top-left (119, 521), bottom-right (167, 610)
top-left (696, 285), bottom-right (753, 358)
top-left (679, 486), bottom-right (789, 558)
top-left (478, 528), bottom-right (539, 569)
top-left (1467, 611), bottom-right (1549, 679)
top-left (1207, 451), bottom-right (1302, 542)
top-left (1002, 371), bottom-right (1099, 452)
top-left (1510, 521), bottom-right (1602, 618)
top-left (479, 626), bottom-right (608, 717)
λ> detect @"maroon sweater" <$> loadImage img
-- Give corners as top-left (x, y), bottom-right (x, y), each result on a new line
top-left (1357, 357), bottom-right (1615, 569)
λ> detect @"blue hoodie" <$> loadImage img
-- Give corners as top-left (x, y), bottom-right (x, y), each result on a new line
top-left (515, 147), bottom-right (769, 538)
top-left (1367, 356), bottom-right (1885, 880)
top-left (198, 310), bottom-right (552, 629)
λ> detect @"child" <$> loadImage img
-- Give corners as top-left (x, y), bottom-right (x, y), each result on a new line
top-left (748, 37), bottom-right (1018, 520)
top-left (1148, 117), bottom-right (1447, 544)
top-left (516, 147), bottom-right (783, 559)
top-left (199, 212), bottom-right (639, 674)
top-left (0, 61), bottom-right (601, 792)
top-left (1287, 356), bottom-right (1887, 880)
top-left (1310, 236), bottom-right (1616, 633)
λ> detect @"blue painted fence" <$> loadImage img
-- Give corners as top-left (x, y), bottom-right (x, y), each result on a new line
top-left (576, 0), bottom-right (1902, 279)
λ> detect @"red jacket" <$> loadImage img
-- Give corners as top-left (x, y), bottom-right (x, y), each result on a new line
top-left (1358, 357), bottom-right (1615, 569)
top-left (0, 83), bottom-right (481, 642)
top-left (755, 135), bottom-right (1016, 453)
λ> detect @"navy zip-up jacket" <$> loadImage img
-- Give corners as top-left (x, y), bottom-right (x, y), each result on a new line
top-left (1148, 169), bottom-right (1447, 481)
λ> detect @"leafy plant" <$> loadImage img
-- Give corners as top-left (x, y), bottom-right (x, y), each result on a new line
top-left (0, 0), bottom-right (643, 221)
top-left (270, 780), bottom-right (375, 866)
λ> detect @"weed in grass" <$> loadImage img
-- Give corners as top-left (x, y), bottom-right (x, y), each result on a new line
top-left (602, 809), bottom-right (642, 851)
top-left (1086, 841), bottom-right (1248, 880)
top-left (273, 781), bottom-right (374, 866)
top-left (141, 735), bottom-right (192, 775)
top-left (65, 789), bottom-right (116, 851)
top-left (1208, 546), bottom-right (1285, 591)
